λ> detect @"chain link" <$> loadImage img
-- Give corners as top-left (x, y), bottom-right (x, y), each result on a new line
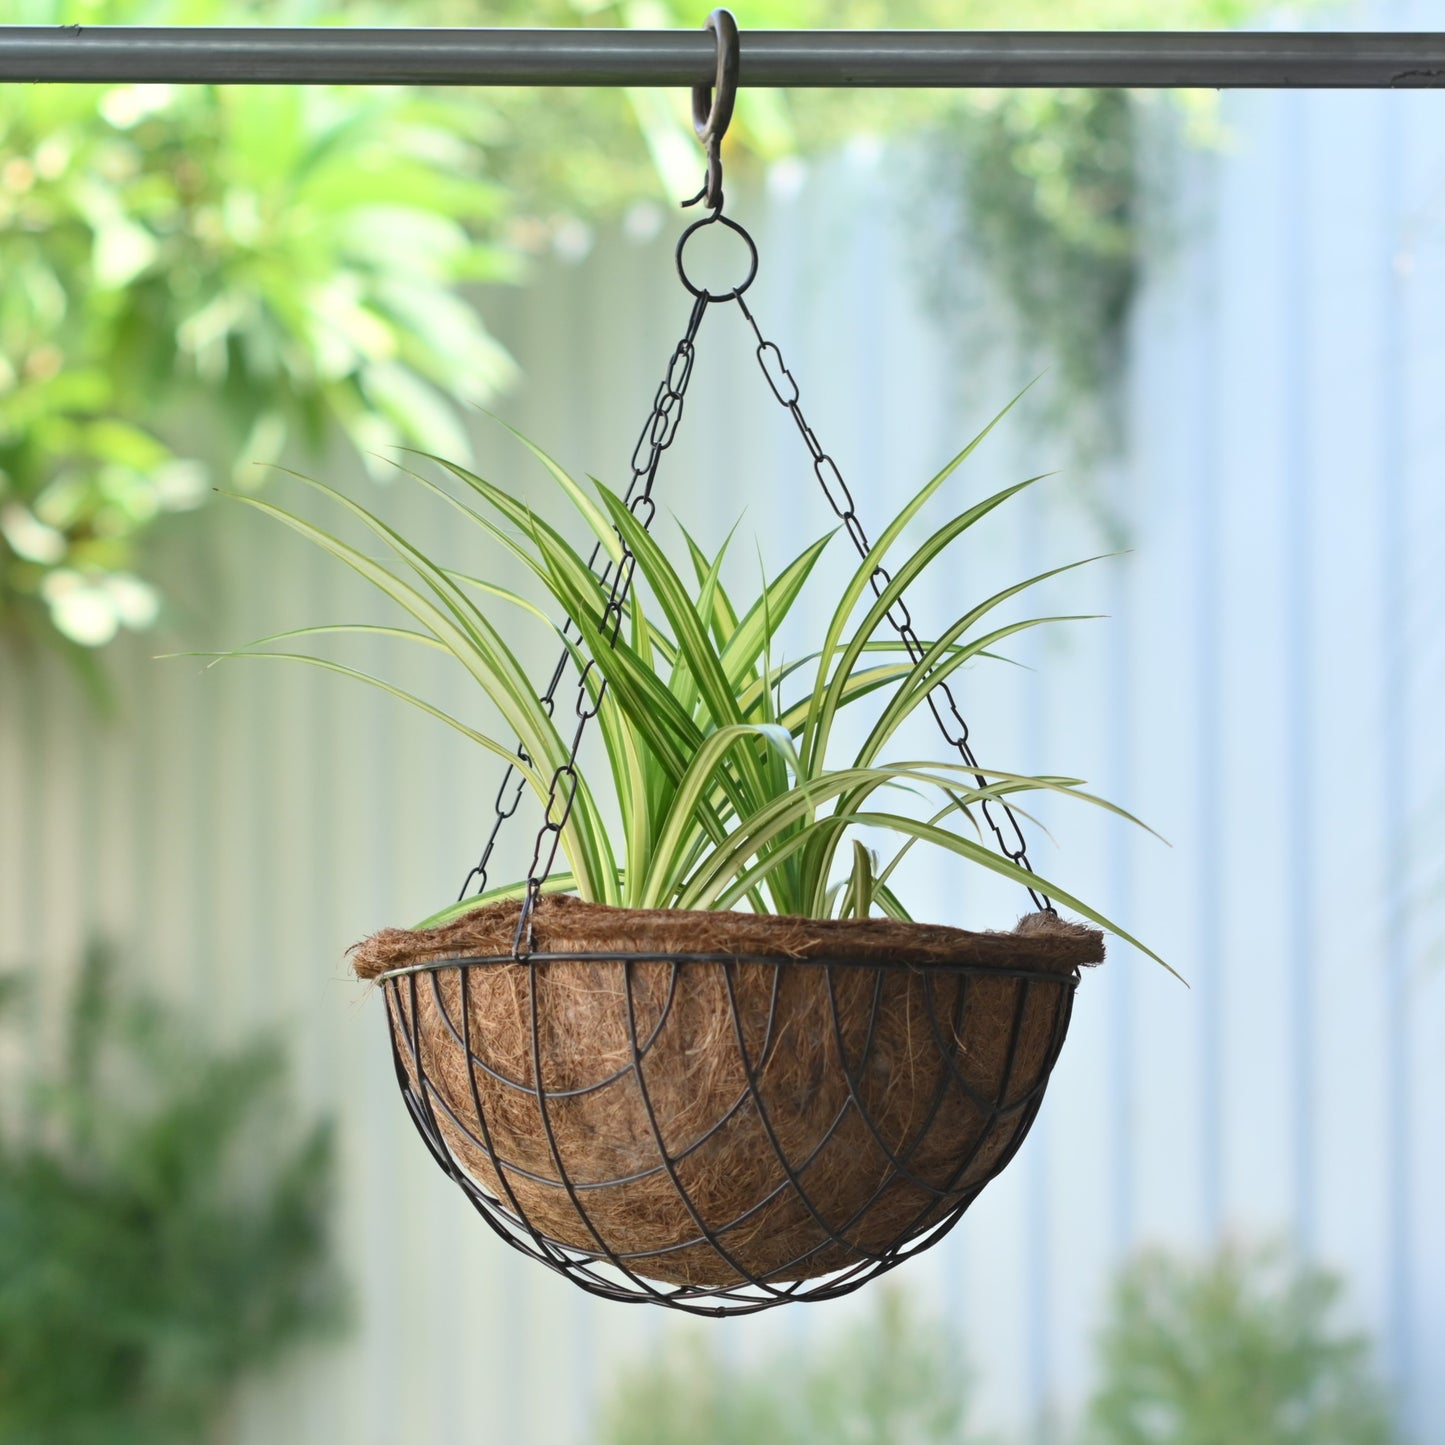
top-left (508, 291), bottom-right (711, 954)
top-left (735, 292), bottom-right (1054, 915)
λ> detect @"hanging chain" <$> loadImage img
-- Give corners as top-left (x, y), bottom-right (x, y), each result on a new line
top-left (461, 11), bottom-right (1047, 946)
top-left (507, 290), bottom-right (711, 954)
top-left (461, 226), bottom-right (1049, 928)
top-left (733, 292), bottom-right (1054, 915)
top-left (455, 296), bottom-right (707, 908)
top-left (455, 656), bottom-right (562, 903)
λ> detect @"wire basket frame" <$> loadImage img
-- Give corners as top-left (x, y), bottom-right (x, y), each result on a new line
top-left (379, 948), bottom-right (1078, 1317)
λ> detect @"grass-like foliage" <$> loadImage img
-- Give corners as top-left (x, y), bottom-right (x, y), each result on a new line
top-left (218, 404), bottom-right (1165, 966)
top-left (0, 945), bottom-right (346, 1445)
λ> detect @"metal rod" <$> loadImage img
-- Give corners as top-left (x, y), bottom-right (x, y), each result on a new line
top-left (1, 27), bottom-right (1443, 90)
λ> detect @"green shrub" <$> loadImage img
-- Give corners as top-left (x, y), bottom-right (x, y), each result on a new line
top-left (599, 1244), bottom-right (1400, 1445)
top-left (0, 945), bottom-right (346, 1445)
top-left (1085, 1243), bottom-right (1398, 1445)
top-left (601, 1290), bottom-right (995, 1445)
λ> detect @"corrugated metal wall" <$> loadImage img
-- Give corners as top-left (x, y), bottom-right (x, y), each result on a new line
top-left (2, 10), bottom-right (1443, 1442)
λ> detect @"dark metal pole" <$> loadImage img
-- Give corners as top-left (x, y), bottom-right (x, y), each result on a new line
top-left (0, 27), bottom-right (1443, 89)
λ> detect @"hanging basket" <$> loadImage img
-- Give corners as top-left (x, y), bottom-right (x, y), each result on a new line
top-left (355, 895), bottom-right (1101, 1313)
top-left (314, 10), bottom-right (1141, 1317)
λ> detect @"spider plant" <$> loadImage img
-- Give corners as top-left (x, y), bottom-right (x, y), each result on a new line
top-left (212, 404), bottom-right (1168, 970)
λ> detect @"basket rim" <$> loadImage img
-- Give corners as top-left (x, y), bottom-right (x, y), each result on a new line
top-left (354, 893), bottom-right (1105, 982)
top-left (374, 950), bottom-right (1086, 985)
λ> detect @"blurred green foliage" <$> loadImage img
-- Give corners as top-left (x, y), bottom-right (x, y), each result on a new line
top-left (602, 1289), bottom-right (994, 1445)
top-left (0, 944), bottom-right (345, 1444)
top-left (0, 0), bottom-right (1327, 672)
top-left (601, 1245), bottom-right (1397, 1444)
top-left (1085, 1243), bottom-right (1397, 1445)
top-left (934, 89), bottom-right (1144, 468)
top-left (0, 0), bottom-right (515, 668)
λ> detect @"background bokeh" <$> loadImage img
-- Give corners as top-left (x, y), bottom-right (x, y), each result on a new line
top-left (2, 1), bottom-right (1442, 1443)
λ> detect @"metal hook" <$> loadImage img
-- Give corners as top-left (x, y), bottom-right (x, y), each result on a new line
top-left (683, 9), bottom-right (738, 213)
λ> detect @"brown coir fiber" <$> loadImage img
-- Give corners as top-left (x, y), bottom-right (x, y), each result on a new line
top-left (354, 895), bottom-right (1102, 1289)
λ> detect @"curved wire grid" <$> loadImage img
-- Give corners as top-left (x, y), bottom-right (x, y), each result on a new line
top-left (380, 951), bottom-right (1078, 1317)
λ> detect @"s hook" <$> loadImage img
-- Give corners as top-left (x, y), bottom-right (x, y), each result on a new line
top-left (684, 8), bottom-right (739, 213)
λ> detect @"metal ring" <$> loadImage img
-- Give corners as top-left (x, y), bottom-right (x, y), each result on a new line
top-left (675, 209), bottom-right (758, 301)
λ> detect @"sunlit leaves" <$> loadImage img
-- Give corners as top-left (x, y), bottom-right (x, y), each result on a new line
top-left (0, 0), bottom-right (517, 663)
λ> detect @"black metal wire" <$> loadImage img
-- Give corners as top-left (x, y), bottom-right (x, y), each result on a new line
top-left (454, 289), bottom-right (708, 908)
top-left (509, 288), bottom-right (710, 953)
top-left (381, 951), bottom-right (1077, 1316)
top-left (733, 289), bottom-right (1055, 913)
